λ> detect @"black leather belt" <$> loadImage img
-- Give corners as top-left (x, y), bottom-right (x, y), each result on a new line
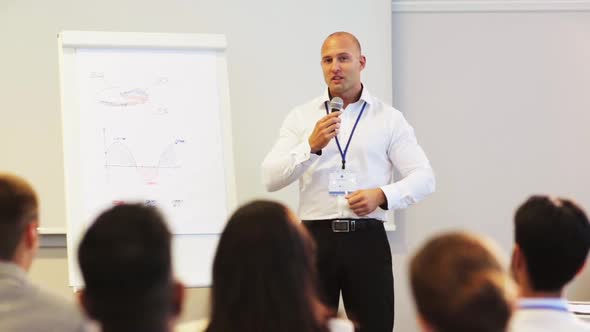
top-left (302, 218), bottom-right (383, 232)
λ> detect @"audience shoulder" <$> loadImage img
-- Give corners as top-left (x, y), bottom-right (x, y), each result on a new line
top-left (29, 284), bottom-right (89, 331)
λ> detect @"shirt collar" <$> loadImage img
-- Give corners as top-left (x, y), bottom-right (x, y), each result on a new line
top-left (518, 298), bottom-right (569, 311)
top-left (0, 261), bottom-right (28, 283)
top-left (318, 84), bottom-right (373, 110)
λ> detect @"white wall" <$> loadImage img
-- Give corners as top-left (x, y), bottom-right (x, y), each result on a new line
top-left (0, 0), bottom-right (391, 325)
top-left (392, 1), bottom-right (590, 331)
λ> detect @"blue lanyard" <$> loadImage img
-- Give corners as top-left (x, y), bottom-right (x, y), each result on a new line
top-left (518, 304), bottom-right (569, 312)
top-left (324, 101), bottom-right (367, 170)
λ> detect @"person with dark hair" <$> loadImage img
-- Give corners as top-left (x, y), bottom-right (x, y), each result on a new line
top-left (410, 231), bottom-right (516, 332)
top-left (204, 200), bottom-right (353, 332)
top-left (509, 195), bottom-right (590, 332)
top-left (0, 173), bottom-right (89, 332)
top-left (78, 204), bottom-right (184, 332)
top-left (262, 31), bottom-right (435, 332)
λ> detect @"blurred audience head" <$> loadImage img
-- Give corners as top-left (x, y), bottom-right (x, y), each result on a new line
top-left (207, 200), bottom-right (330, 332)
top-left (0, 173), bottom-right (39, 271)
top-left (410, 231), bottom-right (516, 332)
top-left (78, 204), bottom-right (183, 332)
top-left (512, 195), bottom-right (590, 296)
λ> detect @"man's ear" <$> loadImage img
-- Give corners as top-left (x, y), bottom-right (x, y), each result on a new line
top-left (576, 260), bottom-right (586, 276)
top-left (511, 244), bottom-right (532, 286)
top-left (359, 55), bottom-right (366, 70)
top-left (24, 221), bottom-right (39, 250)
top-left (511, 245), bottom-right (523, 274)
top-left (416, 314), bottom-right (435, 332)
top-left (77, 288), bottom-right (95, 319)
top-left (172, 280), bottom-right (185, 317)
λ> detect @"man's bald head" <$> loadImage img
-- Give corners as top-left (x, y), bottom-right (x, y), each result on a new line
top-left (322, 32), bottom-right (362, 55)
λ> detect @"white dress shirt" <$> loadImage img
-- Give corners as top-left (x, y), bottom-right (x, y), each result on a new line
top-left (262, 87), bottom-right (435, 221)
top-left (509, 298), bottom-right (590, 332)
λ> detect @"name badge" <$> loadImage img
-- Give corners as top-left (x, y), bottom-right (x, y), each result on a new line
top-left (328, 170), bottom-right (357, 195)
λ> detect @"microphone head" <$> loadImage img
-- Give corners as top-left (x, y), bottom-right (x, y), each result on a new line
top-left (330, 97), bottom-right (344, 112)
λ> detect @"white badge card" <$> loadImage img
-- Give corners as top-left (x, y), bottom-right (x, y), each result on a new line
top-left (328, 170), bottom-right (358, 195)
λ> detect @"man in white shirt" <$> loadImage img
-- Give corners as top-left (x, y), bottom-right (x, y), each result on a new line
top-left (509, 195), bottom-right (590, 332)
top-left (262, 31), bottom-right (435, 332)
top-left (0, 173), bottom-right (89, 332)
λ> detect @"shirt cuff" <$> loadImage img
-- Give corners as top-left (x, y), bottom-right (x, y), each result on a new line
top-left (380, 183), bottom-right (416, 210)
top-left (293, 140), bottom-right (320, 164)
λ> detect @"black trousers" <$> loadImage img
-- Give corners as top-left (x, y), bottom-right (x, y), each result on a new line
top-left (304, 220), bottom-right (394, 332)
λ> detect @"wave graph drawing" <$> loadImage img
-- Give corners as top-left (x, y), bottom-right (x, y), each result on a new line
top-left (104, 133), bottom-right (184, 185)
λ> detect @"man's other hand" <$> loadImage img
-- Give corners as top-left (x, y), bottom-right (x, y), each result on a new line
top-left (346, 188), bottom-right (386, 216)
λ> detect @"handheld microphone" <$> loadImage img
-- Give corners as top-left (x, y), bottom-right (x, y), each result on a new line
top-left (330, 97), bottom-right (344, 113)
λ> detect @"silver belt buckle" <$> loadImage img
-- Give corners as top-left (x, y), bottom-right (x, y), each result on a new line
top-left (332, 220), bottom-right (350, 232)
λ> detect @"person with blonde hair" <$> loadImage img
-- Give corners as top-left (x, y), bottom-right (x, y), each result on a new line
top-left (410, 231), bottom-right (516, 332)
